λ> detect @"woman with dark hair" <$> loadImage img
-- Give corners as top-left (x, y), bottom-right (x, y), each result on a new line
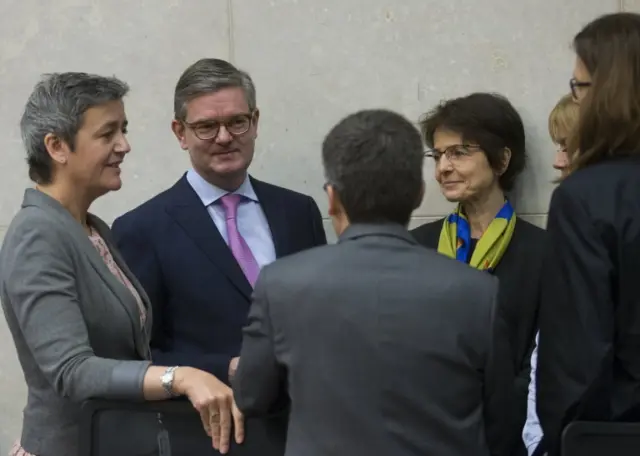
top-left (411, 92), bottom-right (546, 456)
top-left (536, 12), bottom-right (640, 456)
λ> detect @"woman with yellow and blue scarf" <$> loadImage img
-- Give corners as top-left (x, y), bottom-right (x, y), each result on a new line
top-left (411, 93), bottom-right (547, 456)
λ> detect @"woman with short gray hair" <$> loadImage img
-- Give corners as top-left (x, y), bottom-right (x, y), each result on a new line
top-left (1, 72), bottom-right (243, 456)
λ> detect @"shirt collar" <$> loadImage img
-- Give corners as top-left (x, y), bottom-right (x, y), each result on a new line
top-left (186, 169), bottom-right (258, 207)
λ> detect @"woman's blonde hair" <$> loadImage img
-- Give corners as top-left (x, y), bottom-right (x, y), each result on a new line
top-left (548, 93), bottom-right (579, 145)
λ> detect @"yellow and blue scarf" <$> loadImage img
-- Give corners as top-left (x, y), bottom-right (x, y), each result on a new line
top-left (437, 200), bottom-right (516, 272)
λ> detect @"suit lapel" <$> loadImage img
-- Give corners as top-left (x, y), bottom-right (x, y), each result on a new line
top-left (92, 217), bottom-right (152, 358)
top-left (165, 176), bottom-right (253, 300)
top-left (79, 216), bottom-right (149, 358)
top-left (251, 177), bottom-right (289, 258)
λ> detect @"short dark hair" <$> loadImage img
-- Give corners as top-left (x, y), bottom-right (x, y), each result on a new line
top-left (21, 72), bottom-right (129, 184)
top-left (569, 12), bottom-right (640, 171)
top-left (420, 92), bottom-right (526, 192)
top-left (174, 58), bottom-right (256, 121)
top-left (322, 109), bottom-right (424, 226)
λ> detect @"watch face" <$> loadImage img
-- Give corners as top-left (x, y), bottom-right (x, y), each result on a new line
top-left (162, 368), bottom-right (176, 394)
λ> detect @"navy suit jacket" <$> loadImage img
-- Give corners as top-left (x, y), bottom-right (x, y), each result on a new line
top-left (111, 173), bottom-right (327, 383)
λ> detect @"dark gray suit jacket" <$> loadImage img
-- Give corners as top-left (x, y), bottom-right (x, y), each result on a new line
top-left (0, 189), bottom-right (156, 456)
top-left (233, 223), bottom-right (514, 456)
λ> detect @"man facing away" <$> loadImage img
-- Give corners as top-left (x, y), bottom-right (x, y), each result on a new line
top-left (233, 109), bottom-right (515, 456)
top-left (111, 58), bottom-right (327, 455)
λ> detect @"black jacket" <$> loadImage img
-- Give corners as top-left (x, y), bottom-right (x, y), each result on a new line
top-left (536, 157), bottom-right (640, 456)
top-left (411, 217), bottom-right (547, 456)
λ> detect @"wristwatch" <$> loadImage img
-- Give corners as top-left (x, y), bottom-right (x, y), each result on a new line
top-left (161, 366), bottom-right (180, 397)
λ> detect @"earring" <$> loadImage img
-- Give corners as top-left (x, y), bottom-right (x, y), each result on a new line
top-left (59, 158), bottom-right (67, 164)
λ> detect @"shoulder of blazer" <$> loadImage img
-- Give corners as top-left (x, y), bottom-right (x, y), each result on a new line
top-left (112, 176), bottom-right (187, 232)
top-left (12, 205), bottom-right (73, 238)
top-left (494, 218), bottom-right (547, 279)
top-left (250, 176), bottom-right (315, 207)
top-left (410, 218), bottom-right (445, 248)
top-left (510, 218), bottom-right (547, 253)
top-left (0, 206), bottom-right (75, 269)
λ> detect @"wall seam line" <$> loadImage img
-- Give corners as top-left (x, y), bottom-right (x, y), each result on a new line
top-left (227, 0), bottom-right (236, 63)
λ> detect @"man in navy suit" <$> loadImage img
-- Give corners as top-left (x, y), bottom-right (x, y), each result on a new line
top-left (111, 58), bottom-right (327, 455)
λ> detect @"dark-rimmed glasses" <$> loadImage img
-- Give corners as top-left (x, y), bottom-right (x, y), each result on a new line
top-left (184, 111), bottom-right (255, 140)
top-left (424, 144), bottom-right (482, 162)
top-left (570, 78), bottom-right (591, 101)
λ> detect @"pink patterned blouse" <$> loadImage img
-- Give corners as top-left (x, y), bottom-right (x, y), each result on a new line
top-left (10, 227), bottom-right (146, 456)
top-left (88, 227), bottom-right (147, 326)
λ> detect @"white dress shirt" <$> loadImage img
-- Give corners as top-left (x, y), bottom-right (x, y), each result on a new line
top-left (523, 331), bottom-right (543, 455)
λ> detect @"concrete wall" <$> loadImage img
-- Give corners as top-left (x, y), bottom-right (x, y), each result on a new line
top-left (0, 0), bottom-right (629, 450)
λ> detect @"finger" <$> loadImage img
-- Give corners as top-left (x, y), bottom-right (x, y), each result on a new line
top-left (232, 400), bottom-right (245, 444)
top-left (217, 398), bottom-right (233, 454)
top-left (199, 408), bottom-right (212, 437)
top-left (210, 403), bottom-right (221, 451)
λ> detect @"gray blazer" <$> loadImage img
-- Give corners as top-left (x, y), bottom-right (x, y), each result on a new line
top-left (0, 189), bottom-right (156, 456)
top-left (234, 224), bottom-right (515, 456)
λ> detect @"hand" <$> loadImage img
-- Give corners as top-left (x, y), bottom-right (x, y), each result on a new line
top-left (229, 357), bottom-right (240, 381)
top-left (173, 367), bottom-right (245, 454)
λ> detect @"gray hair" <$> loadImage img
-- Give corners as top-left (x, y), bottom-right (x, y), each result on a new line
top-left (174, 58), bottom-right (256, 121)
top-left (20, 72), bottom-right (130, 184)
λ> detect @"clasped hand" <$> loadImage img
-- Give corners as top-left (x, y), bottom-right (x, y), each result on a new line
top-left (175, 367), bottom-right (245, 454)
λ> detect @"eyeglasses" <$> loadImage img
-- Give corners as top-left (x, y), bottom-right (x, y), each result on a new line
top-left (424, 144), bottom-right (482, 162)
top-left (570, 78), bottom-right (591, 101)
top-left (184, 111), bottom-right (255, 140)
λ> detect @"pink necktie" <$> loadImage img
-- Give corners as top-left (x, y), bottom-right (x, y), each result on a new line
top-left (220, 194), bottom-right (260, 287)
